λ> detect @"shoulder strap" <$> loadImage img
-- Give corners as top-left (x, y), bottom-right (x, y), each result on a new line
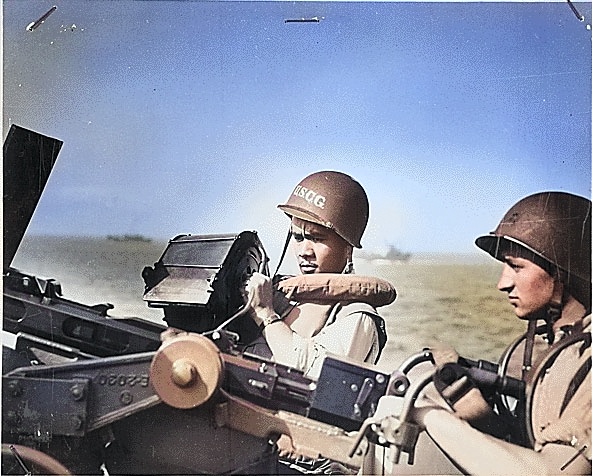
top-left (330, 301), bottom-right (388, 362)
top-left (560, 355), bottom-right (591, 415)
top-left (525, 327), bottom-right (591, 448)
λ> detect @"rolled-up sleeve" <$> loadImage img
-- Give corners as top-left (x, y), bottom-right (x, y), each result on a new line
top-left (286, 311), bottom-right (379, 379)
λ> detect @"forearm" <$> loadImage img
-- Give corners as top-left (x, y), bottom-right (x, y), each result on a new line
top-left (261, 320), bottom-right (299, 367)
top-left (247, 274), bottom-right (378, 375)
top-left (422, 409), bottom-right (589, 475)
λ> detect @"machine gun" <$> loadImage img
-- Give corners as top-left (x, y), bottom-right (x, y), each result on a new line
top-left (3, 224), bottom-right (392, 473)
top-left (3, 125), bottom-right (165, 366)
top-left (3, 260), bottom-right (527, 476)
top-left (3, 234), bottom-right (390, 474)
top-left (3, 267), bottom-right (164, 362)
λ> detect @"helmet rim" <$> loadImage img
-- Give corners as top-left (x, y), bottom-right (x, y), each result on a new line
top-left (277, 171), bottom-right (368, 249)
top-left (277, 204), bottom-right (362, 248)
top-left (475, 191), bottom-right (591, 309)
top-left (475, 233), bottom-right (566, 275)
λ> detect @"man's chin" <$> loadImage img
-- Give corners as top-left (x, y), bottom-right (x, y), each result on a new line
top-left (515, 308), bottom-right (547, 321)
top-left (300, 267), bottom-right (317, 274)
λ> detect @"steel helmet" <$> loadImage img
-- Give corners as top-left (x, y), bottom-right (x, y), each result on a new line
top-left (277, 171), bottom-right (369, 248)
top-left (475, 191), bottom-right (591, 306)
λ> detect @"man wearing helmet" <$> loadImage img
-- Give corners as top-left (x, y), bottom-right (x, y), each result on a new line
top-left (244, 171), bottom-right (393, 473)
top-left (245, 171), bottom-right (390, 379)
top-left (412, 191), bottom-right (591, 475)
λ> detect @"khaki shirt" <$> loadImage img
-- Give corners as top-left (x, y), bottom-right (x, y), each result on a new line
top-left (284, 301), bottom-right (381, 379)
top-left (531, 315), bottom-right (591, 460)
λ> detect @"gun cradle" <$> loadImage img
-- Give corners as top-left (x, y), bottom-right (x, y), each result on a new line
top-left (3, 330), bottom-right (390, 474)
top-left (0, 127), bottom-right (383, 474)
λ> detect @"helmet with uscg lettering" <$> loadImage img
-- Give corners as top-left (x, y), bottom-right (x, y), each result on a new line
top-left (277, 171), bottom-right (369, 248)
top-left (475, 191), bottom-right (591, 308)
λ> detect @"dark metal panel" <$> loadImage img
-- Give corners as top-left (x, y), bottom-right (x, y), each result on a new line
top-left (310, 355), bottom-right (389, 431)
top-left (3, 125), bottom-right (62, 270)
top-left (2, 376), bottom-right (89, 438)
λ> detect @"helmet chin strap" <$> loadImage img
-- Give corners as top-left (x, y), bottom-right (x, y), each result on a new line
top-left (342, 248), bottom-right (354, 274)
top-left (545, 280), bottom-right (565, 345)
top-left (273, 228), bottom-right (293, 279)
top-left (522, 319), bottom-right (537, 380)
top-left (522, 280), bottom-right (565, 380)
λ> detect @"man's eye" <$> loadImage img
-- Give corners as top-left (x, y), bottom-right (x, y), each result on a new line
top-left (292, 233), bottom-right (304, 243)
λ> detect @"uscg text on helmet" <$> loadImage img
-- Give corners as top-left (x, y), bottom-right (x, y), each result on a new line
top-left (293, 186), bottom-right (326, 209)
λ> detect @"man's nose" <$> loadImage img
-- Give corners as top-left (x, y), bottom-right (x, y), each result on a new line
top-left (497, 263), bottom-right (514, 292)
top-left (297, 239), bottom-right (314, 257)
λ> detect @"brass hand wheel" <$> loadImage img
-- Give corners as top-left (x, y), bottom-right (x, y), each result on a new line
top-left (150, 332), bottom-right (224, 409)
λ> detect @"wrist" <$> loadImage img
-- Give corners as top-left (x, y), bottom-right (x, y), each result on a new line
top-left (414, 406), bottom-right (446, 428)
top-left (422, 407), bottom-right (458, 431)
top-left (254, 312), bottom-right (282, 328)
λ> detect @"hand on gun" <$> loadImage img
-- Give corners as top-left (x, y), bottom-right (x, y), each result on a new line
top-left (244, 272), bottom-right (276, 327)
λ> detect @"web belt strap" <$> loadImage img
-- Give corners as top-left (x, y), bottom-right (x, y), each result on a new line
top-left (559, 354), bottom-right (591, 416)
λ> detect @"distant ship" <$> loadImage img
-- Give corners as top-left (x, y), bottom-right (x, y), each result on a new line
top-left (383, 245), bottom-right (412, 262)
top-left (360, 245), bottom-right (412, 263)
top-left (107, 234), bottom-right (152, 243)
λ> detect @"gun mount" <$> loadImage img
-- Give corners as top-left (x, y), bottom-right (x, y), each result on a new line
top-left (1, 126), bottom-right (386, 474)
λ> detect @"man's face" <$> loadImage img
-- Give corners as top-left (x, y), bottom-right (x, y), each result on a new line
top-left (497, 255), bottom-right (556, 319)
top-left (290, 217), bottom-right (351, 274)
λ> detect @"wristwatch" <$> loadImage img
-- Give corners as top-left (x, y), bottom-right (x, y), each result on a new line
top-left (260, 313), bottom-right (282, 328)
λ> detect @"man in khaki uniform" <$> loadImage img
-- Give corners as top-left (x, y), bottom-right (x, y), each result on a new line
top-left (245, 171), bottom-right (394, 474)
top-left (413, 191), bottom-right (591, 475)
top-left (245, 171), bottom-right (390, 379)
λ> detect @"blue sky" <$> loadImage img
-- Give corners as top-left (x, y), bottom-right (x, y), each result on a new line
top-left (3, 1), bottom-right (591, 259)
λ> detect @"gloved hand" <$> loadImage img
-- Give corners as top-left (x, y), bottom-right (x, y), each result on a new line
top-left (428, 341), bottom-right (459, 366)
top-left (425, 343), bottom-right (493, 422)
top-left (433, 363), bottom-right (493, 422)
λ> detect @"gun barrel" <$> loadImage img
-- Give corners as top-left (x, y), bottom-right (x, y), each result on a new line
top-left (4, 268), bottom-right (164, 358)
